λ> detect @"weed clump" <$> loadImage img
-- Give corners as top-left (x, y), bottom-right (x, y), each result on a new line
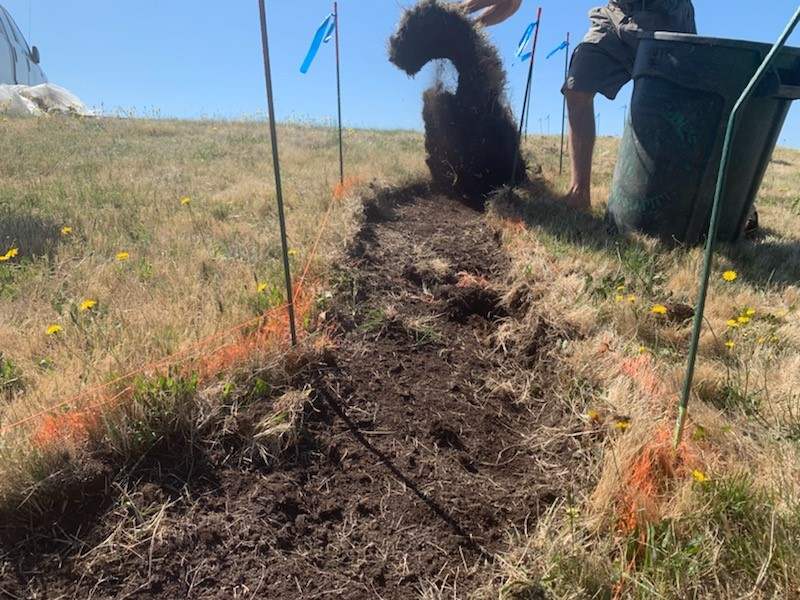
top-left (389, 0), bottom-right (526, 205)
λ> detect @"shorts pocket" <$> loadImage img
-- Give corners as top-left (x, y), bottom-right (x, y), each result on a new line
top-left (619, 9), bottom-right (672, 46)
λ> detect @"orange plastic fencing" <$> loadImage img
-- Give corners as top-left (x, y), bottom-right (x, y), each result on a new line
top-left (1, 184), bottom-right (350, 441)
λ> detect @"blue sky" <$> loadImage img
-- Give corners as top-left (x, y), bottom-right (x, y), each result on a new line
top-left (5, 1), bottom-right (800, 146)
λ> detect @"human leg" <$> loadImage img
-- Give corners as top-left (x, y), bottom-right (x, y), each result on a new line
top-left (564, 90), bottom-right (595, 211)
top-left (561, 32), bottom-right (631, 210)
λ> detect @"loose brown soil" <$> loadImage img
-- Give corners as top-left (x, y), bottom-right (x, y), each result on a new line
top-left (1, 187), bottom-right (572, 599)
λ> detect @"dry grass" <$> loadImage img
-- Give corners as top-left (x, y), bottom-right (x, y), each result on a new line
top-left (3, 113), bottom-right (800, 596)
top-left (485, 136), bottom-right (800, 598)
top-left (0, 116), bottom-right (425, 521)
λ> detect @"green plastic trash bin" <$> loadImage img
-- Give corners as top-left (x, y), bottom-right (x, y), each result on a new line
top-left (607, 32), bottom-right (800, 245)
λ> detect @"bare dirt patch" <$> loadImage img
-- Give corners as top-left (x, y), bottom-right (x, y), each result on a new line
top-left (1, 188), bottom-right (576, 599)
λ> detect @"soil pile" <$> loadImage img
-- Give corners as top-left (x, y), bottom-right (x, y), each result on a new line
top-left (389, 0), bottom-right (526, 204)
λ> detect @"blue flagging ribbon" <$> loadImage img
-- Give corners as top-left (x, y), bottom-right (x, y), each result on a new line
top-left (546, 40), bottom-right (569, 60)
top-left (516, 21), bottom-right (539, 62)
top-left (300, 14), bottom-right (336, 74)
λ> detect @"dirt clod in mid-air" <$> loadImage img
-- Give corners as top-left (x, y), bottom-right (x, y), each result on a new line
top-left (389, 0), bottom-right (526, 205)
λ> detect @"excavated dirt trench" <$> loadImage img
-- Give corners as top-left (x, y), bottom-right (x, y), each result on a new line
top-left (1, 187), bottom-right (572, 599)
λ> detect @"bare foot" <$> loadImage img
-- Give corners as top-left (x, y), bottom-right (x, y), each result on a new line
top-left (563, 186), bottom-right (591, 211)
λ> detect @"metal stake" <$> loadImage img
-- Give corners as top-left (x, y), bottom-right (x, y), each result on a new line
top-left (511, 7), bottom-right (542, 184)
top-left (334, 1), bottom-right (344, 185)
top-left (674, 6), bottom-right (800, 447)
top-left (258, 0), bottom-right (298, 346)
top-left (559, 32), bottom-right (570, 175)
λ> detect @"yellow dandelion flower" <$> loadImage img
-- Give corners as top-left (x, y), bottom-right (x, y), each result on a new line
top-left (257, 282), bottom-right (268, 293)
top-left (616, 284), bottom-right (626, 292)
top-left (627, 294), bottom-right (637, 304)
top-left (737, 316), bottom-right (751, 325)
top-left (0, 247), bottom-right (18, 262)
top-left (757, 337), bottom-right (767, 345)
top-left (586, 409), bottom-right (600, 422)
top-left (615, 294), bottom-right (625, 303)
top-left (638, 346), bottom-right (650, 354)
top-left (79, 299), bottom-right (97, 312)
top-left (116, 251), bottom-right (130, 262)
top-left (744, 308), bottom-right (756, 317)
top-left (722, 270), bottom-right (738, 282)
top-left (288, 249), bottom-right (298, 257)
top-left (614, 418), bottom-right (631, 431)
top-left (46, 324), bottom-right (63, 336)
top-left (727, 319), bottom-right (740, 328)
top-left (725, 340), bottom-right (735, 350)
top-left (180, 196), bottom-right (191, 206)
top-left (61, 226), bottom-right (73, 236)
top-left (691, 469), bottom-right (709, 483)
top-left (651, 304), bottom-right (668, 316)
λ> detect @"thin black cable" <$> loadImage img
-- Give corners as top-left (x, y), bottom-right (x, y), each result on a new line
top-left (258, 0), bottom-right (298, 346)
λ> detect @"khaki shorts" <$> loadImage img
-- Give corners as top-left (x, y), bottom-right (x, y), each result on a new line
top-left (564, 0), bottom-right (696, 99)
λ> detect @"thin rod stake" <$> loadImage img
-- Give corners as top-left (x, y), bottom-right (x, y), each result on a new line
top-left (674, 6), bottom-right (800, 447)
top-left (258, 0), bottom-right (298, 346)
top-left (559, 32), bottom-right (570, 175)
top-left (334, 1), bottom-right (344, 185)
top-left (511, 7), bottom-right (542, 185)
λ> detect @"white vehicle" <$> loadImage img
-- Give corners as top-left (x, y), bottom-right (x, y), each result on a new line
top-left (0, 4), bottom-right (45, 85)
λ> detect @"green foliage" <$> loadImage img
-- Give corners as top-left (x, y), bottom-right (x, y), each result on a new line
top-left (526, 475), bottom-right (800, 599)
top-left (585, 272), bottom-right (626, 302)
top-left (104, 372), bottom-right (199, 458)
top-left (617, 244), bottom-right (666, 298)
top-left (248, 377), bottom-right (271, 401)
top-left (404, 320), bottom-right (443, 347)
top-left (250, 281), bottom-right (284, 315)
top-left (211, 204), bottom-right (231, 222)
top-left (360, 307), bottom-right (388, 333)
top-left (0, 353), bottom-right (23, 398)
top-left (625, 475), bottom-right (800, 597)
top-left (708, 383), bottom-right (761, 416)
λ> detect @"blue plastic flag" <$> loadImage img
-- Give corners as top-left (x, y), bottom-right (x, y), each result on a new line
top-left (516, 21), bottom-right (539, 62)
top-left (300, 14), bottom-right (336, 74)
top-left (546, 40), bottom-right (569, 60)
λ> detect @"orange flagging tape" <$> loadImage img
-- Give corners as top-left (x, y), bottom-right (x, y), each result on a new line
top-left (295, 196), bottom-right (339, 302)
top-left (0, 305), bottom-right (290, 436)
top-left (2, 181), bottom-right (352, 438)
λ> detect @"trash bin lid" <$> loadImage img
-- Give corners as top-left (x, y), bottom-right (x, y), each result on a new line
top-left (639, 31), bottom-right (800, 56)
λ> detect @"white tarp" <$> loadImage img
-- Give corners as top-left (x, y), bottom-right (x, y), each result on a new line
top-left (0, 83), bottom-right (92, 117)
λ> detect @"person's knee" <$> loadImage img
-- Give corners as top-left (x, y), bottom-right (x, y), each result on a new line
top-left (564, 89), bottom-right (594, 110)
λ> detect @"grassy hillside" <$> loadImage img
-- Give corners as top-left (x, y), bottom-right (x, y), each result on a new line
top-left (0, 117), bottom-right (424, 420)
top-left (0, 116), bottom-right (427, 519)
top-left (2, 116), bottom-right (800, 597)
top-left (487, 137), bottom-right (800, 597)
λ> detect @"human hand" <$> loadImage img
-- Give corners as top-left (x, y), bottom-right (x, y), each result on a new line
top-left (461, 0), bottom-right (522, 26)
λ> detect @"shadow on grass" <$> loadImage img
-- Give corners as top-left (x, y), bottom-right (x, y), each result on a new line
top-left (489, 178), bottom-right (652, 258)
top-left (494, 180), bottom-right (800, 292)
top-left (721, 226), bottom-right (800, 289)
top-left (0, 208), bottom-right (62, 260)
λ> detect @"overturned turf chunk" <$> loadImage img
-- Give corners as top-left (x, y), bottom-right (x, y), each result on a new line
top-left (389, 0), bottom-right (526, 205)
